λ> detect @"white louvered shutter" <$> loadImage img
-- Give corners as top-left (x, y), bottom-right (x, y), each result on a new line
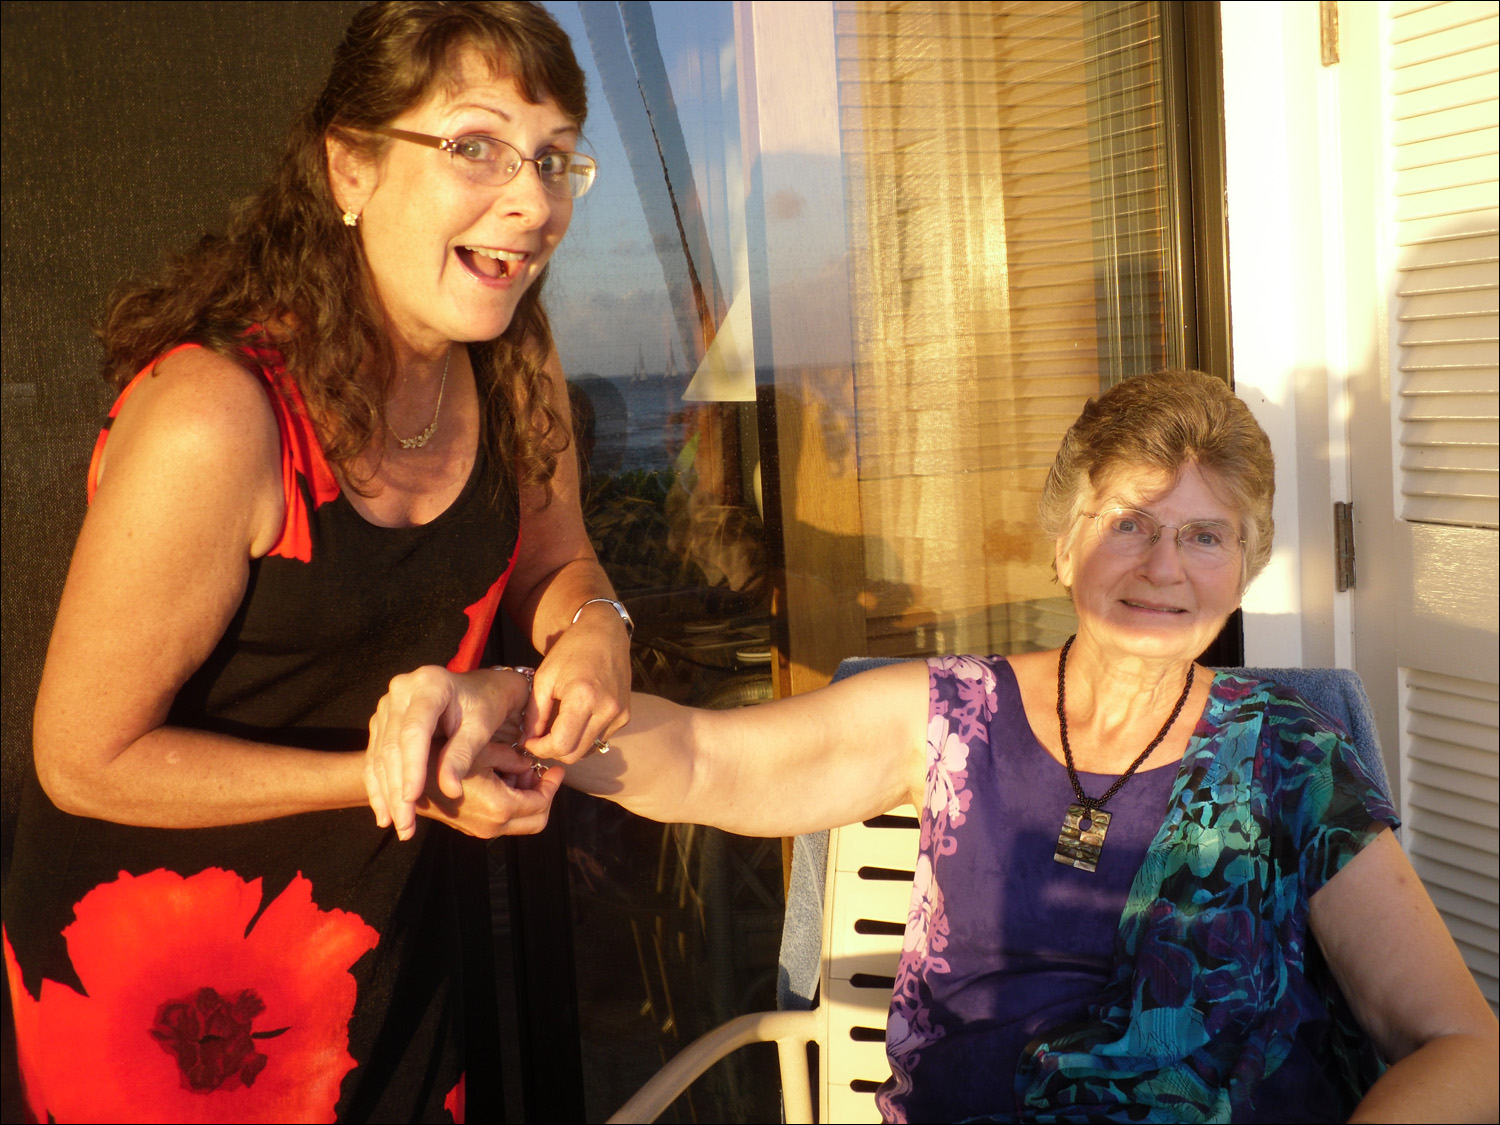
top-left (1386, 0), bottom-right (1500, 1010)
top-left (1391, 0), bottom-right (1500, 529)
top-left (1403, 668), bottom-right (1500, 1005)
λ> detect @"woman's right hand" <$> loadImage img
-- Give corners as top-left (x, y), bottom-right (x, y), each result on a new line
top-left (365, 665), bottom-right (550, 839)
top-left (408, 737), bottom-right (564, 839)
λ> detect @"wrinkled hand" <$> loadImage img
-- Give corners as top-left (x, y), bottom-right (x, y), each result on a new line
top-left (413, 738), bottom-right (563, 839)
top-left (523, 612), bottom-right (632, 763)
top-left (366, 665), bottom-right (537, 840)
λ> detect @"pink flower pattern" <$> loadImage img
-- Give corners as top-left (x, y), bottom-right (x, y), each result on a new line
top-left (879, 657), bottom-right (994, 1122)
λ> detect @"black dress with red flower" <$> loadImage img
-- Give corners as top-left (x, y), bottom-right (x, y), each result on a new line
top-left (3, 344), bottom-right (517, 1124)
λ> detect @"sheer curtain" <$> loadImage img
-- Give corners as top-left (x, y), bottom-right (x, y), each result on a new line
top-left (834, 0), bottom-right (1180, 658)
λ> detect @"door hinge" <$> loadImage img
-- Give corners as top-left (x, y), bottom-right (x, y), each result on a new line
top-left (1320, 1), bottom-right (1340, 66)
top-left (1335, 501), bottom-right (1355, 591)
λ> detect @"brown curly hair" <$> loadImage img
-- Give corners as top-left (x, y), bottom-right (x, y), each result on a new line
top-left (98, 1), bottom-right (587, 497)
top-left (1038, 369), bottom-right (1276, 585)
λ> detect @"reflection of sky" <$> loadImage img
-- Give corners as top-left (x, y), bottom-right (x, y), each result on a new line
top-left (542, 2), bottom-right (737, 378)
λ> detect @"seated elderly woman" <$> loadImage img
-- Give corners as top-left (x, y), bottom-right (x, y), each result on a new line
top-left (368, 369), bottom-right (1498, 1122)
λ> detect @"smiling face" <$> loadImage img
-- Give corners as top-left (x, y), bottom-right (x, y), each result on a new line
top-left (1056, 461), bottom-right (1247, 666)
top-left (327, 46), bottom-right (578, 355)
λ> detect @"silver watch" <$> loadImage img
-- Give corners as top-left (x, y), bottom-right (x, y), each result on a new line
top-left (572, 597), bottom-right (634, 638)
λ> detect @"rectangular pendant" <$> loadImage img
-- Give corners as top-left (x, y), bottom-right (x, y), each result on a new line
top-left (1053, 803), bottom-right (1110, 872)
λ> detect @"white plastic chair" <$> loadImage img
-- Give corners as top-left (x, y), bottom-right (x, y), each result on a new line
top-left (607, 805), bottom-right (917, 1124)
top-left (608, 656), bottom-right (916, 1124)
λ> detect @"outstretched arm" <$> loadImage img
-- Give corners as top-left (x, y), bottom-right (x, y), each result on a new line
top-left (562, 662), bottom-right (929, 836)
top-left (368, 659), bottom-right (932, 839)
top-left (1311, 828), bottom-right (1498, 1123)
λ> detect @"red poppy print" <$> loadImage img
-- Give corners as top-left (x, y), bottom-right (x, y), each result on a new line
top-left (445, 1072), bottom-right (466, 1123)
top-left (446, 561), bottom-right (515, 674)
top-left (3, 868), bottom-right (378, 1124)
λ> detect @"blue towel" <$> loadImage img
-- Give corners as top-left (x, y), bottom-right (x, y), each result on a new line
top-left (778, 657), bottom-right (902, 1011)
top-left (776, 826), bottom-right (828, 1011)
top-left (1237, 666), bottom-right (1393, 803)
top-left (775, 659), bottom-right (1395, 1012)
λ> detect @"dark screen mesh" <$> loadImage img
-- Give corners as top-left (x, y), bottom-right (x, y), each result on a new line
top-left (1, 0), bottom-right (362, 878)
top-left (3, 6), bottom-right (362, 1116)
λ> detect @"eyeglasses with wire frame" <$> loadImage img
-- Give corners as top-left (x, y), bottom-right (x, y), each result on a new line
top-left (1083, 507), bottom-right (1245, 569)
top-left (373, 127), bottom-right (597, 199)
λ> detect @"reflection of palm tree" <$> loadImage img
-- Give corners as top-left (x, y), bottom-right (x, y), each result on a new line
top-left (581, 1), bottom-right (749, 524)
top-left (580, 2), bottom-right (724, 366)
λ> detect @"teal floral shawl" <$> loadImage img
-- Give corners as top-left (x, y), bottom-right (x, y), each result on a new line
top-left (1012, 671), bottom-right (1397, 1122)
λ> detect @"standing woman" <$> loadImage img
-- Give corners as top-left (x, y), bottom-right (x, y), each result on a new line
top-left (2, 3), bottom-right (627, 1121)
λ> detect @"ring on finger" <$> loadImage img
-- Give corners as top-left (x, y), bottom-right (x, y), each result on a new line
top-left (523, 751), bottom-right (548, 777)
top-left (590, 737), bottom-right (612, 756)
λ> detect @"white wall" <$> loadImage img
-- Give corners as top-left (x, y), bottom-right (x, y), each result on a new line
top-left (1220, 0), bottom-right (1354, 670)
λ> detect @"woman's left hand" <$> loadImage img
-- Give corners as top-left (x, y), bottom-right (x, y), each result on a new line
top-left (412, 738), bottom-right (564, 840)
top-left (500, 347), bottom-right (632, 765)
top-left (522, 606), bottom-right (631, 763)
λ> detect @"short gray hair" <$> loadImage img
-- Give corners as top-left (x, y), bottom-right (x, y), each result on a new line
top-left (1038, 369), bottom-right (1275, 584)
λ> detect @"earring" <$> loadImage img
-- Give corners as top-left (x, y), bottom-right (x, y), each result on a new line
top-left (341, 210), bottom-right (360, 227)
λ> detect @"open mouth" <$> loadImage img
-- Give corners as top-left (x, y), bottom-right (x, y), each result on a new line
top-left (457, 246), bottom-right (526, 281)
top-left (1122, 600), bottom-right (1187, 614)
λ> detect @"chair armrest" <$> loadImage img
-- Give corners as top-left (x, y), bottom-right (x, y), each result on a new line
top-left (607, 1008), bottom-right (820, 1124)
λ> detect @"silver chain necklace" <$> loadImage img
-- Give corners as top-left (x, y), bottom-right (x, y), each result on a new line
top-left (387, 347), bottom-right (450, 450)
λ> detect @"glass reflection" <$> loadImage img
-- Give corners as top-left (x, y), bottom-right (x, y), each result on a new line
top-left (544, 4), bottom-right (778, 1119)
top-left (537, 2), bottom-right (1193, 1116)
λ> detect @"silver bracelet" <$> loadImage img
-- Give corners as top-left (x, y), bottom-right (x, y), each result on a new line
top-left (490, 665), bottom-right (536, 689)
top-left (571, 597), bottom-right (634, 637)
top-left (490, 666), bottom-right (543, 773)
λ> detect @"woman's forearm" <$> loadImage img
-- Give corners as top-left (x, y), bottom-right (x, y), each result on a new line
top-left (563, 669), bottom-right (929, 838)
top-left (561, 693), bottom-right (703, 820)
top-left (512, 555), bottom-right (622, 653)
top-left (1348, 1030), bottom-right (1499, 1123)
top-left (35, 722), bottom-right (369, 828)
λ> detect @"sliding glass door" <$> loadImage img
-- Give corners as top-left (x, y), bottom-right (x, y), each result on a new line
top-left (530, 3), bottom-right (1227, 1117)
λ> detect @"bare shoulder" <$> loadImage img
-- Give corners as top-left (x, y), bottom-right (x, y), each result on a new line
top-left (1005, 647), bottom-right (1054, 681)
top-left (814, 657), bottom-right (930, 720)
top-left (108, 347), bottom-right (279, 455)
top-left (718, 657), bottom-right (929, 764)
top-left (94, 347), bottom-right (284, 555)
top-left (819, 658), bottom-right (931, 805)
top-left (1004, 647), bottom-right (1057, 699)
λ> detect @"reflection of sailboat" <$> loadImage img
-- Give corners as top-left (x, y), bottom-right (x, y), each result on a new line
top-left (631, 343), bottom-right (647, 383)
top-left (663, 331), bottom-right (680, 383)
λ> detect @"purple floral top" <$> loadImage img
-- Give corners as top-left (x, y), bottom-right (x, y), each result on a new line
top-left (877, 656), bottom-right (1396, 1124)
